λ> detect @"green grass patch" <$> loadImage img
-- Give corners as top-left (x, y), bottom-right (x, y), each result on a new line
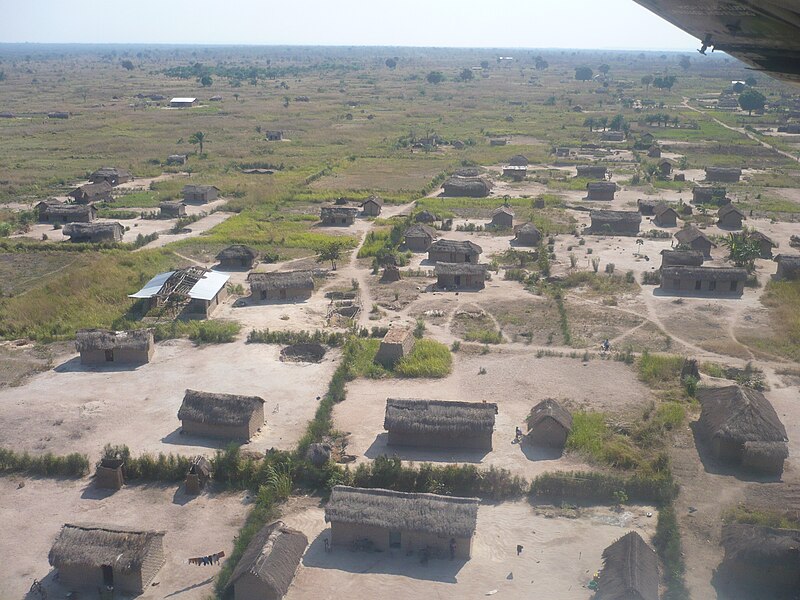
top-left (722, 505), bottom-right (800, 530)
top-left (747, 279), bottom-right (800, 361)
top-left (637, 351), bottom-right (683, 386)
top-left (0, 447), bottom-right (89, 478)
top-left (395, 339), bottom-right (453, 378)
top-left (153, 319), bottom-right (241, 343)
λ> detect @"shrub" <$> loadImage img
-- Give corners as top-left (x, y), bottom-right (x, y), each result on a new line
top-left (464, 328), bottom-right (503, 344)
top-left (0, 447), bottom-right (89, 477)
top-left (605, 262), bottom-right (615, 274)
top-left (642, 271), bottom-right (662, 285)
top-left (100, 444), bottom-right (191, 481)
top-left (638, 351), bottom-right (683, 386)
top-left (153, 320), bottom-right (240, 343)
top-left (654, 505), bottom-right (689, 599)
top-left (247, 329), bottom-right (345, 347)
top-left (530, 470), bottom-right (677, 504)
top-left (395, 339), bottom-right (452, 378)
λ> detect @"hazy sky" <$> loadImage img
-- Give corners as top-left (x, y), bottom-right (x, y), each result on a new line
top-left (0, 0), bottom-right (698, 49)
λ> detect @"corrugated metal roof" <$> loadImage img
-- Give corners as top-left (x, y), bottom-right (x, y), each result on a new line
top-left (129, 271), bottom-right (175, 299)
top-left (189, 271), bottom-right (229, 301)
top-left (170, 97), bottom-right (196, 103)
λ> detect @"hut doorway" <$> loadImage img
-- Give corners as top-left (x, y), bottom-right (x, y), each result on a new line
top-left (454, 275), bottom-right (462, 286)
top-left (280, 289), bottom-right (287, 300)
top-left (389, 530), bottom-right (402, 549)
top-left (101, 564), bottom-right (114, 586)
top-left (104, 350), bottom-right (114, 362)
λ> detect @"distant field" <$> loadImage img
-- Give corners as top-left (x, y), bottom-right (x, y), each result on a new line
top-left (309, 156), bottom-right (450, 197)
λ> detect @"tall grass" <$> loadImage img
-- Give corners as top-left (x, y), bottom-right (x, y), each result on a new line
top-left (637, 351), bottom-right (684, 386)
top-left (0, 447), bottom-right (89, 477)
top-left (395, 339), bottom-right (453, 378)
top-left (247, 328), bottom-right (346, 347)
top-left (153, 319), bottom-right (241, 343)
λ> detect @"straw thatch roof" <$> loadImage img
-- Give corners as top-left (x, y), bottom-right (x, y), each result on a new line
top-left (719, 203), bottom-right (745, 218)
top-left (453, 167), bottom-right (482, 178)
top-left (721, 523), bottom-right (800, 566)
top-left (491, 206), bottom-right (515, 218)
top-left (182, 184), bottom-right (219, 194)
top-left (429, 239), bottom-right (482, 255)
top-left (598, 532), bottom-right (659, 600)
top-left (227, 521), bottom-right (308, 595)
top-left (404, 224), bottom-right (437, 240)
top-left (178, 390), bottom-right (265, 427)
top-left (37, 202), bottom-right (96, 219)
top-left (776, 254), bottom-right (800, 277)
top-left (49, 523), bottom-right (165, 571)
top-left (526, 399), bottom-right (572, 431)
top-left (91, 167), bottom-right (132, 181)
top-left (62, 222), bottom-right (123, 240)
top-left (384, 398), bottom-right (497, 436)
top-left (361, 195), bottom-right (384, 207)
top-left (442, 177), bottom-right (492, 197)
top-left (706, 167), bottom-right (742, 177)
top-left (248, 271), bottom-right (314, 291)
top-left (590, 210), bottom-right (641, 224)
top-left (660, 249), bottom-right (704, 267)
top-left (746, 231), bottom-right (776, 247)
top-left (698, 385), bottom-right (788, 444)
top-left (159, 200), bottom-right (185, 211)
top-left (321, 206), bottom-right (359, 217)
top-left (435, 262), bottom-right (488, 276)
top-left (216, 244), bottom-right (257, 261)
top-left (325, 486), bottom-right (479, 538)
top-left (75, 329), bottom-right (153, 353)
top-left (654, 203), bottom-right (679, 218)
top-left (661, 266), bottom-right (747, 281)
top-left (675, 226), bottom-right (717, 247)
top-left (586, 181), bottom-right (618, 192)
top-left (508, 154), bottom-right (529, 166)
top-left (69, 181), bottom-right (112, 200)
top-left (414, 210), bottom-right (437, 223)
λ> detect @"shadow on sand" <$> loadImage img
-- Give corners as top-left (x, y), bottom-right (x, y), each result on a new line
top-left (161, 427), bottom-right (234, 450)
top-left (519, 442), bottom-right (564, 462)
top-left (364, 434), bottom-right (489, 463)
top-left (54, 356), bottom-right (143, 373)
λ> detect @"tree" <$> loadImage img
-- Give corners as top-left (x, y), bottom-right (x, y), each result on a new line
top-left (738, 89), bottom-right (766, 115)
top-left (459, 68), bottom-right (474, 82)
top-left (315, 240), bottom-right (346, 270)
top-left (0, 71), bottom-right (6, 82)
top-left (678, 55), bottom-right (691, 70)
top-left (199, 74), bottom-right (213, 87)
top-left (723, 234), bottom-right (761, 272)
top-left (76, 86), bottom-right (90, 103)
top-left (583, 117), bottom-right (596, 132)
top-left (745, 75), bottom-right (758, 87)
top-left (385, 58), bottom-right (397, 69)
top-left (120, 59), bottom-right (135, 71)
top-left (575, 66), bottom-right (593, 81)
top-left (426, 71), bottom-right (445, 84)
top-left (641, 74), bottom-right (653, 89)
top-left (480, 60), bottom-right (490, 70)
top-left (598, 116), bottom-right (608, 131)
top-left (609, 114), bottom-right (626, 131)
top-left (188, 131), bottom-right (208, 154)
top-left (598, 64), bottom-right (610, 75)
top-left (653, 75), bottom-right (677, 91)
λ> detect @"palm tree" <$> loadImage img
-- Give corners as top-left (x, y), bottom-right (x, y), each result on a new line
top-left (188, 131), bottom-right (208, 155)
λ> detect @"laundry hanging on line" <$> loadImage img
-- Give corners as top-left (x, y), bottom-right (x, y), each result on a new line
top-left (188, 551), bottom-right (225, 566)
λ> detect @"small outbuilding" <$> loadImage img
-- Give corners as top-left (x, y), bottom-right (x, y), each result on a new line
top-left (705, 167), bottom-right (742, 183)
top-left (159, 200), bottom-right (187, 218)
top-left (597, 532), bottom-right (659, 600)
top-left (588, 210), bottom-right (641, 236)
top-left (384, 398), bottom-right (498, 451)
top-left (514, 222), bottom-right (541, 247)
top-left (216, 245), bottom-right (258, 269)
top-left (320, 206), bottom-right (358, 226)
top-left (601, 130), bottom-right (625, 142)
top-left (675, 226), bottom-right (717, 258)
top-left (63, 222), bottom-right (124, 243)
top-left (37, 200), bottom-right (97, 223)
top-left (775, 254), bottom-right (800, 280)
top-left (48, 523), bottom-right (166, 594)
top-left (375, 326), bottom-right (415, 367)
top-left (576, 165), bottom-right (607, 179)
top-left (746, 231), bottom-right (777, 258)
top-left (89, 167), bottom-right (133, 186)
top-left (697, 385), bottom-right (788, 475)
top-left (129, 268), bottom-right (230, 318)
top-left (718, 203), bottom-right (745, 229)
top-left (653, 203), bottom-right (680, 227)
top-left (502, 165), bottom-right (527, 181)
top-left (182, 184), bottom-right (219, 204)
top-left (489, 205), bottom-right (514, 229)
top-left (95, 458), bottom-right (125, 490)
top-left (185, 456), bottom-right (212, 495)
top-left (659, 266), bottom-right (747, 297)
top-left (442, 177), bottom-right (492, 198)
top-left (428, 239), bottom-right (482, 263)
top-left (636, 198), bottom-right (660, 216)
top-left (657, 158), bottom-right (674, 177)
top-left (360, 195), bottom-right (383, 216)
top-left (585, 181), bottom-right (617, 201)
top-left (692, 186), bottom-right (728, 205)
top-left (167, 154), bottom-right (188, 165)
top-left (265, 130), bottom-right (284, 141)
top-left (659, 249), bottom-right (704, 269)
top-left (68, 181), bottom-right (113, 204)
top-left (324, 486), bottom-right (479, 559)
top-left (435, 262), bottom-right (487, 290)
top-left (525, 399), bottom-right (572, 448)
top-left (414, 210), bottom-right (436, 223)
top-left (248, 271), bottom-right (314, 302)
top-left (229, 521), bottom-right (308, 600)
top-left (403, 224), bottom-right (437, 252)
top-left (76, 328), bottom-right (154, 365)
top-left (169, 97), bottom-right (197, 108)
top-left (178, 389), bottom-right (266, 441)
top-left (647, 145), bottom-right (662, 158)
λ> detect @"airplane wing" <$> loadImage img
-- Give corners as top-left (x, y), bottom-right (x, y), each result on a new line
top-left (633, 0), bottom-right (800, 84)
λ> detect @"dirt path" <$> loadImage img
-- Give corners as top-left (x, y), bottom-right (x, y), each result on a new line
top-left (134, 211), bottom-right (234, 251)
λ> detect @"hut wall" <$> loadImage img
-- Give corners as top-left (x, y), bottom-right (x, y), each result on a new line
top-left (436, 273), bottom-right (485, 290)
top-left (321, 214), bottom-right (356, 226)
top-left (79, 346), bottom-right (153, 366)
top-left (586, 188), bottom-right (616, 201)
top-left (161, 205), bottom-right (186, 218)
top-left (387, 430), bottom-right (492, 451)
top-left (712, 437), bottom-right (744, 462)
top-left (718, 213), bottom-right (743, 229)
top-left (527, 419), bottom-right (568, 448)
top-left (688, 238), bottom-right (714, 258)
top-left (95, 465), bottom-right (124, 489)
top-left (590, 220), bottom-right (640, 236)
top-left (659, 275), bottom-right (744, 297)
top-left (219, 256), bottom-right (255, 270)
top-left (187, 287), bottom-right (227, 317)
top-left (362, 202), bottom-right (381, 216)
top-left (756, 240), bottom-right (773, 259)
top-left (405, 235), bottom-right (433, 252)
top-left (234, 573), bottom-right (281, 600)
top-left (515, 232), bottom-right (540, 247)
top-left (654, 212), bottom-right (677, 227)
top-left (254, 286), bottom-right (313, 302)
top-left (329, 521), bottom-right (472, 559)
top-left (776, 262), bottom-right (800, 280)
top-left (185, 473), bottom-right (202, 495)
top-left (490, 213), bottom-right (513, 229)
top-left (181, 419), bottom-right (253, 441)
top-left (742, 450), bottom-right (785, 475)
top-left (58, 564), bottom-right (144, 594)
top-left (706, 168), bottom-right (741, 183)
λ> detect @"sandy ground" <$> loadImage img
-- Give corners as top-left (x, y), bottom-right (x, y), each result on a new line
top-left (0, 337), bottom-right (338, 457)
top-left (336, 352), bottom-right (655, 478)
top-left (281, 500), bottom-right (657, 600)
top-left (0, 476), bottom-right (249, 600)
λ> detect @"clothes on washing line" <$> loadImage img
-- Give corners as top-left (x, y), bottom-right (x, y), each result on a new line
top-left (188, 551), bottom-right (225, 566)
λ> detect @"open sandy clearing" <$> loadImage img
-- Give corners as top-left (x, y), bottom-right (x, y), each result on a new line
top-left (0, 476), bottom-right (249, 600)
top-left (282, 500), bottom-right (657, 600)
top-left (0, 338), bottom-right (337, 457)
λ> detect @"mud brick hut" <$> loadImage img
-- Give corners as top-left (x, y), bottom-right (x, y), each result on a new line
top-left (775, 254), bottom-right (800, 280)
top-left (576, 165), bottom-right (608, 179)
top-left (229, 521), bottom-right (308, 600)
top-left (659, 266), bottom-right (747, 297)
top-left (185, 456), bottom-right (212, 495)
top-left (383, 398), bottom-right (497, 451)
top-left (68, 181), bottom-right (112, 204)
top-left (159, 200), bottom-right (187, 218)
top-left (653, 204), bottom-right (680, 228)
top-left (375, 326), bottom-right (415, 367)
top-left (525, 399), bottom-right (572, 449)
top-left (403, 224), bottom-right (437, 252)
top-left (502, 165), bottom-right (527, 181)
top-left (414, 210), bottom-right (436, 223)
top-left (178, 389), bottom-right (266, 441)
top-left (746, 231), bottom-right (777, 258)
top-left (697, 385), bottom-right (788, 475)
top-left (692, 186), bottom-right (729, 205)
top-left (248, 271), bottom-right (314, 302)
top-left (639, 132), bottom-right (655, 146)
top-left (514, 222), bottom-right (542, 247)
top-left (657, 159), bottom-right (674, 177)
top-left (63, 222), bottom-right (124, 243)
top-left (718, 203), bottom-right (745, 229)
top-left (675, 226), bottom-right (717, 258)
top-left (182, 184), bottom-right (219, 204)
top-left (216, 245), bottom-right (258, 269)
top-left (129, 268), bottom-right (230, 318)
top-left (508, 154), bottom-right (529, 166)
top-left (585, 181), bottom-right (618, 201)
top-left (597, 532), bottom-right (659, 600)
top-left (718, 524), bottom-right (800, 596)
top-left (169, 97), bottom-right (197, 108)
top-left (435, 262), bottom-right (487, 290)
top-left (489, 205), bottom-right (514, 229)
top-left (555, 147), bottom-right (571, 157)
top-left (89, 167), bottom-right (133, 186)
top-left (76, 328), bottom-right (154, 365)
top-left (428, 239), bottom-right (482, 263)
top-left (442, 176), bottom-right (492, 198)
top-left (588, 210), bottom-right (641, 236)
top-left (705, 167), bottom-right (742, 183)
top-left (601, 130), bottom-right (625, 142)
top-left (36, 200), bottom-right (97, 223)
top-left (636, 198), bottom-right (660, 216)
top-left (659, 249), bottom-right (704, 269)
top-left (324, 486), bottom-right (479, 559)
top-left (166, 154), bottom-right (188, 165)
top-left (360, 195), bottom-right (383, 216)
top-left (647, 145), bottom-right (662, 158)
top-left (95, 458), bottom-right (125, 490)
top-left (320, 205), bottom-right (358, 226)
top-left (265, 130), bottom-right (284, 141)
top-left (48, 524), bottom-right (165, 594)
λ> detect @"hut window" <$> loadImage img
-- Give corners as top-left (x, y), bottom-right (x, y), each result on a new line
top-left (709, 281), bottom-right (717, 291)
top-left (730, 280), bottom-right (737, 291)
top-left (694, 280), bottom-right (702, 290)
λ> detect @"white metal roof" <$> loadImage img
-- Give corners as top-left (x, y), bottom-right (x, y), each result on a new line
top-left (189, 271), bottom-right (229, 301)
top-left (129, 271), bottom-right (175, 299)
top-left (170, 97), bottom-right (197, 103)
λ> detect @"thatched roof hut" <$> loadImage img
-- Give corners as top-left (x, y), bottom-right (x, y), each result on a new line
top-left (49, 523), bottom-right (165, 594)
top-left (660, 266), bottom-right (748, 296)
top-left (404, 224), bottom-right (437, 252)
top-left (705, 167), bottom-right (742, 183)
top-left (320, 206), bottom-right (358, 225)
top-left (178, 390), bottom-right (266, 441)
top-left (248, 271), bottom-right (314, 302)
top-left (159, 200), bottom-right (186, 217)
top-left (514, 222), bottom-right (541, 247)
top-left (636, 198), bottom-right (661, 216)
top-left (653, 203), bottom-right (680, 227)
top-left (442, 177), bottom-right (492, 198)
top-left (228, 521), bottom-right (308, 600)
top-left (360, 195), bottom-right (383, 216)
top-left (525, 399), bottom-right (572, 448)
top-left (719, 523), bottom-right (800, 594)
top-left (185, 456), bottom-right (211, 495)
top-left (183, 184), bottom-right (219, 203)
top-left (414, 210), bottom-right (436, 223)
top-left (217, 245), bottom-right (258, 269)
top-left (585, 181), bottom-right (618, 201)
top-left (89, 167), bottom-right (133, 186)
top-left (660, 249), bottom-right (704, 268)
top-left (597, 531), bottom-right (659, 600)
top-left (62, 222), bottom-right (124, 243)
top-left (576, 165), bottom-right (607, 179)
top-left (675, 226), bottom-right (717, 258)
top-left (384, 398), bottom-right (497, 450)
top-left (435, 262), bottom-right (488, 290)
top-left (489, 205), bottom-right (514, 228)
top-left (75, 328), bottom-right (154, 365)
top-left (745, 231), bottom-right (776, 258)
top-left (69, 181), bottom-right (113, 204)
top-left (718, 203), bottom-right (746, 228)
top-left (36, 201), bottom-right (97, 223)
top-left (588, 210), bottom-right (641, 235)
top-left (428, 239), bottom-right (482, 263)
top-left (508, 154), bottom-right (529, 166)
top-left (775, 254), bottom-right (800, 280)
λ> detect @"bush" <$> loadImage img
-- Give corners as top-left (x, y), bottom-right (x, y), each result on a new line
top-left (247, 328), bottom-right (345, 347)
top-left (530, 470), bottom-right (677, 504)
top-left (153, 320), bottom-right (241, 343)
top-left (638, 351), bottom-right (683, 386)
top-left (0, 447), bottom-right (89, 477)
top-left (464, 328), bottom-right (503, 344)
top-left (654, 505), bottom-right (689, 599)
top-left (100, 444), bottom-right (192, 481)
top-left (395, 339), bottom-right (453, 378)
top-left (605, 263), bottom-right (615, 274)
top-left (642, 271), bottom-right (662, 285)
